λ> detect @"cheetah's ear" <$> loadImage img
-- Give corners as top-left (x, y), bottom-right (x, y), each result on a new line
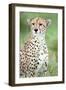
top-left (27, 19), bottom-right (31, 25)
top-left (46, 19), bottom-right (51, 27)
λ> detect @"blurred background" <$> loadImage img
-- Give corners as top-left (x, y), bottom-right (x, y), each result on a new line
top-left (20, 12), bottom-right (58, 76)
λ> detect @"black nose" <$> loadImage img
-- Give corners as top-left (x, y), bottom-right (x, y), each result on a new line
top-left (34, 29), bottom-right (38, 32)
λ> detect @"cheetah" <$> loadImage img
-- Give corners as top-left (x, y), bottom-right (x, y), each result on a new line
top-left (20, 17), bottom-right (51, 77)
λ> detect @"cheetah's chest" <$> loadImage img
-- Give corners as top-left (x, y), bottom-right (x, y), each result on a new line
top-left (20, 36), bottom-right (48, 77)
top-left (31, 37), bottom-right (48, 64)
top-left (36, 42), bottom-right (48, 69)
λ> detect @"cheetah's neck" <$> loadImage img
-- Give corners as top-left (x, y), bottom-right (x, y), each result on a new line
top-left (33, 34), bottom-right (46, 43)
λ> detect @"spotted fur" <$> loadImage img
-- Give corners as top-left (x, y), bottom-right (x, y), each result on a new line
top-left (20, 17), bottom-right (51, 77)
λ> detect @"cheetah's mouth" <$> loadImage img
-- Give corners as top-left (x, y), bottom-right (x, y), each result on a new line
top-left (34, 32), bottom-right (38, 34)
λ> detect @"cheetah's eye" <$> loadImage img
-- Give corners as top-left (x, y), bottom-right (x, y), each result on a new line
top-left (32, 23), bottom-right (35, 25)
top-left (39, 23), bottom-right (42, 26)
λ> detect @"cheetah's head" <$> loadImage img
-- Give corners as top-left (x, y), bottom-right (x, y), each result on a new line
top-left (27, 17), bottom-right (51, 37)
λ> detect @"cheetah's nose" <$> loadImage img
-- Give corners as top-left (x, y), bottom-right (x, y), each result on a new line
top-left (34, 29), bottom-right (38, 33)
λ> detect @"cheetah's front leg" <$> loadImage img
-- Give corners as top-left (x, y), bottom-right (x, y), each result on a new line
top-left (42, 56), bottom-right (48, 76)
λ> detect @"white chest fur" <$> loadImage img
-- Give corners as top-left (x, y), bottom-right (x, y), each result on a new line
top-left (34, 35), bottom-right (48, 72)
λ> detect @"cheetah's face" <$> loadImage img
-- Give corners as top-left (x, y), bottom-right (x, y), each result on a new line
top-left (27, 17), bottom-right (51, 36)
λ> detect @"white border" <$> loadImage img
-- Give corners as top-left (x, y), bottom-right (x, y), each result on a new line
top-left (15, 6), bottom-right (63, 84)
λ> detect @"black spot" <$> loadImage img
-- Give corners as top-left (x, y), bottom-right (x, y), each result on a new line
top-left (31, 67), bottom-right (34, 69)
top-left (23, 63), bottom-right (25, 65)
top-left (35, 40), bottom-right (37, 43)
top-left (29, 67), bottom-right (32, 69)
top-left (20, 57), bottom-right (22, 59)
top-left (33, 55), bottom-right (35, 57)
top-left (20, 54), bottom-right (21, 57)
top-left (32, 47), bottom-right (34, 49)
top-left (20, 73), bottom-right (22, 76)
top-left (33, 72), bottom-right (35, 75)
top-left (31, 59), bottom-right (33, 61)
top-left (39, 59), bottom-right (41, 61)
top-left (34, 59), bottom-right (37, 62)
top-left (37, 62), bottom-right (39, 64)
top-left (30, 55), bottom-right (31, 57)
top-left (44, 43), bottom-right (46, 45)
top-left (20, 49), bottom-right (22, 52)
top-left (37, 45), bottom-right (38, 47)
top-left (32, 53), bottom-right (34, 55)
top-left (35, 66), bottom-right (37, 68)
top-left (38, 48), bottom-right (40, 50)
top-left (45, 62), bottom-right (47, 67)
top-left (41, 53), bottom-right (43, 55)
top-left (31, 73), bottom-right (33, 76)
top-left (33, 68), bottom-right (35, 70)
top-left (34, 64), bottom-right (36, 66)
